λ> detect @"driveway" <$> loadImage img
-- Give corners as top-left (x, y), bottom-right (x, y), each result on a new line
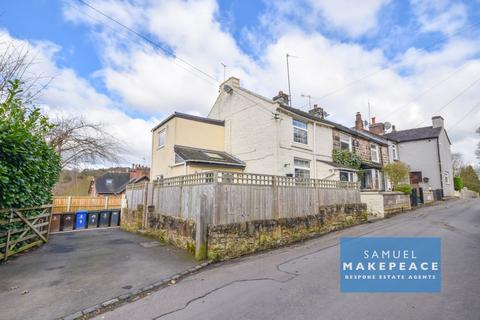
top-left (96, 199), bottom-right (480, 320)
top-left (0, 228), bottom-right (196, 320)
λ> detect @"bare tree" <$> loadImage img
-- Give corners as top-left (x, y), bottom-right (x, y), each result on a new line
top-left (0, 41), bottom-right (51, 103)
top-left (46, 115), bottom-right (125, 168)
top-left (452, 152), bottom-right (464, 176)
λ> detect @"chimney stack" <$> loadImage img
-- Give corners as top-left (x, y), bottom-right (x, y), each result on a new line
top-left (355, 112), bottom-right (364, 130)
top-left (309, 104), bottom-right (327, 119)
top-left (432, 116), bottom-right (444, 128)
top-left (273, 91), bottom-right (289, 105)
top-left (368, 116), bottom-right (385, 135)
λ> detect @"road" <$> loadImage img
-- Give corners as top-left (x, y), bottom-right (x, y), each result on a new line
top-left (96, 199), bottom-right (480, 320)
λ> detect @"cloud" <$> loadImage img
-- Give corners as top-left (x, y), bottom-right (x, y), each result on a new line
top-left (306, 0), bottom-right (391, 37)
top-left (411, 0), bottom-right (468, 35)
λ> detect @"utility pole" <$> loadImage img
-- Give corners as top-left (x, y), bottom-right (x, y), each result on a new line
top-left (368, 100), bottom-right (371, 126)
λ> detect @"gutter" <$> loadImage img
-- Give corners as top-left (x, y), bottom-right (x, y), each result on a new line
top-left (436, 137), bottom-right (444, 196)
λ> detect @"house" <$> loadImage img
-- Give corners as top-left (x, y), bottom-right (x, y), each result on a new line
top-left (384, 116), bottom-right (454, 199)
top-left (90, 165), bottom-right (150, 196)
top-left (150, 112), bottom-right (245, 179)
top-left (208, 77), bottom-right (393, 190)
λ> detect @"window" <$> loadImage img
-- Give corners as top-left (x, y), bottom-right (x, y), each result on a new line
top-left (105, 178), bottom-right (113, 185)
top-left (370, 144), bottom-right (379, 163)
top-left (444, 171), bottom-right (450, 185)
top-left (293, 119), bottom-right (308, 144)
top-left (340, 171), bottom-right (354, 182)
top-left (203, 151), bottom-right (223, 159)
top-left (294, 158), bottom-right (310, 178)
top-left (340, 135), bottom-right (352, 151)
top-left (158, 130), bottom-right (166, 148)
top-left (361, 169), bottom-right (383, 190)
top-left (175, 153), bottom-right (184, 164)
top-left (391, 144), bottom-right (398, 160)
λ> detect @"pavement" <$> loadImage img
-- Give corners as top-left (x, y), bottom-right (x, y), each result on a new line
top-left (0, 228), bottom-right (196, 320)
top-left (94, 199), bottom-right (480, 320)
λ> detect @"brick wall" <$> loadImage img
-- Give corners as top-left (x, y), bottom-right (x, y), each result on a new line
top-left (207, 203), bottom-right (367, 261)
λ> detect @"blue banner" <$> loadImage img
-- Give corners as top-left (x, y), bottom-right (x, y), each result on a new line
top-left (340, 237), bottom-right (441, 292)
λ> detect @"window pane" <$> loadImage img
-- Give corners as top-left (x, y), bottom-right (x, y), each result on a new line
top-left (295, 168), bottom-right (310, 178)
top-left (158, 130), bottom-right (166, 147)
top-left (294, 158), bottom-right (310, 168)
top-left (292, 119), bottom-right (307, 129)
top-left (175, 153), bottom-right (184, 164)
top-left (340, 171), bottom-right (349, 181)
top-left (293, 127), bottom-right (308, 144)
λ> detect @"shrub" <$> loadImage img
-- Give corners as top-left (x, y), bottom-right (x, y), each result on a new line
top-left (383, 162), bottom-right (410, 189)
top-left (394, 184), bottom-right (412, 194)
top-left (453, 176), bottom-right (463, 191)
top-left (0, 80), bottom-right (60, 209)
top-left (332, 149), bottom-right (362, 170)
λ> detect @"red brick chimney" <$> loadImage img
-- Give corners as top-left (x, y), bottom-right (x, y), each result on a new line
top-left (355, 112), bottom-right (364, 130)
top-left (369, 116), bottom-right (385, 135)
top-left (130, 164), bottom-right (150, 179)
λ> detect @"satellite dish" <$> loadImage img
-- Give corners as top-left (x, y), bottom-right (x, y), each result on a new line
top-left (223, 85), bottom-right (233, 94)
top-left (384, 122), bottom-right (392, 130)
top-left (364, 120), bottom-right (368, 127)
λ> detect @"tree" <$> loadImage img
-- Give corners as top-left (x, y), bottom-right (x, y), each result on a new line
top-left (451, 153), bottom-right (464, 176)
top-left (453, 176), bottom-right (463, 191)
top-left (459, 165), bottom-right (480, 193)
top-left (46, 115), bottom-right (125, 168)
top-left (0, 80), bottom-right (60, 208)
top-left (0, 41), bottom-right (50, 103)
top-left (383, 161), bottom-right (410, 189)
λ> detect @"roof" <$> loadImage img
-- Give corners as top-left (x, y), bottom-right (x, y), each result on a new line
top-left (317, 160), bottom-right (358, 171)
top-left (384, 126), bottom-right (442, 143)
top-left (94, 172), bottom-right (131, 195)
top-left (152, 112), bottom-right (224, 132)
top-left (174, 145), bottom-right (245, 168)
top-left (126, 175), bottom-right (150, 185)
top-left (279, 105), bottom-right (388, 146)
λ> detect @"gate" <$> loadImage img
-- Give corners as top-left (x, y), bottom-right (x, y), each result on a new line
top-left (0, 205), bottom-right (52, 261)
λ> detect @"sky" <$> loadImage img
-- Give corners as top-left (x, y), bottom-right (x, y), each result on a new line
top-left (0, 0), bottom-right (479, 167)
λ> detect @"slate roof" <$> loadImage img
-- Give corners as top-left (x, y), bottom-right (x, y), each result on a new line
top-left (279, 105), bottom-right (388, 146)
top-left (152, 112), bottom-right (224, 132)
top-left (174, 145), bottom-right (245, 167)
top-left (94, 172), bottom-right (131, 195)
top-left (384, 126), bottom-right (442, 143)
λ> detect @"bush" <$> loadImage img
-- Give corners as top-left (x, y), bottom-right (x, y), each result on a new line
top-left (0, 80), bottom-right (60, 209)
top-left (383, 162), bottom-right (410, 189)
top-left (394, 184), bottom-right (412, 194)
top-left (332, 149), bottom-right (362, 170)
top-left (453, 176), bottom-right (463, 191)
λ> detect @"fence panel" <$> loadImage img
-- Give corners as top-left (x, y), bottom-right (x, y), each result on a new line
top-left (52, 196), bottom-right (122, 213)
top-left (125, 171), bottom-right (361, 226)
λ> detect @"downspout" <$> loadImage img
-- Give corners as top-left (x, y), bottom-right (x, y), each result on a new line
top-left (436, 138), bottom-right (444, 197)
top-left (313, 123), bottom-right (317, 178)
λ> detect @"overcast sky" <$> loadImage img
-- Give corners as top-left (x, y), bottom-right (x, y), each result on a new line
top-left (1, 0), bottom-right (479, 167)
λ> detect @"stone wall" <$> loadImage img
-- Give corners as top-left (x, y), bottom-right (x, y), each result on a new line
top-left (383, 192), bottom-right (411, 217)
top-left (207, 203), bottom-right (367, 261)
top-left (332, 129), bottom-right (389, 165)
top-left (361, 192), bottom-right (411, 219)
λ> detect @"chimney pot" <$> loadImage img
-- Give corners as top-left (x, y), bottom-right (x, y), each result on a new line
top-left (371, 117), bottom-right (376, 124)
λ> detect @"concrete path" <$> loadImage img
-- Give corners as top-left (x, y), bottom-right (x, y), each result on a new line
top-left (0, 228), bottom-right (196, 320)
top-left (95, 199), bottom-right (480, 320)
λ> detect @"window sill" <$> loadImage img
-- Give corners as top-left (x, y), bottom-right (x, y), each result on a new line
top-left (157, 145), bottom-right (165, 150)
top-left (291, 143), bottom-right (312, 151)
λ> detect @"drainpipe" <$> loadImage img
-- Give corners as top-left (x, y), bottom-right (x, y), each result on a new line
top-left (313, 123), bottom-right (317, 178)
top-left (436, 138), bottom-right (444, 197)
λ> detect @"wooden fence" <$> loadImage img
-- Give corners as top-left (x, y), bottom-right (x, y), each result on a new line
top-left (126, 171), bottom-right (361, 226)
top-left (52, 196), bottom-right (122, 213)
top-left (0, 205), bottom-right (52, 261)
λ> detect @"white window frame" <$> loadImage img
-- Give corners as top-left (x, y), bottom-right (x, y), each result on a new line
top-left (391, 144), bottom-right (398, 160)
top-left (370, 144), bottom-right (379, 163)
top-left (340, 135), bottom-right (352, 151)
top-left (444, 171), bottom-right (450, 185)
top-left (339, 171), bottom-right (354, 182)
top-left (294, 157), bottom-right (310, 178)
top-left (292, 119), bottom-right (308, 144)
top-left (158, 129), bottom-right (166, 148)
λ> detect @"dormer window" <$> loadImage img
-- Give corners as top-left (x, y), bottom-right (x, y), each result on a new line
top-left (105, 178), bottom-right (113, 185)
